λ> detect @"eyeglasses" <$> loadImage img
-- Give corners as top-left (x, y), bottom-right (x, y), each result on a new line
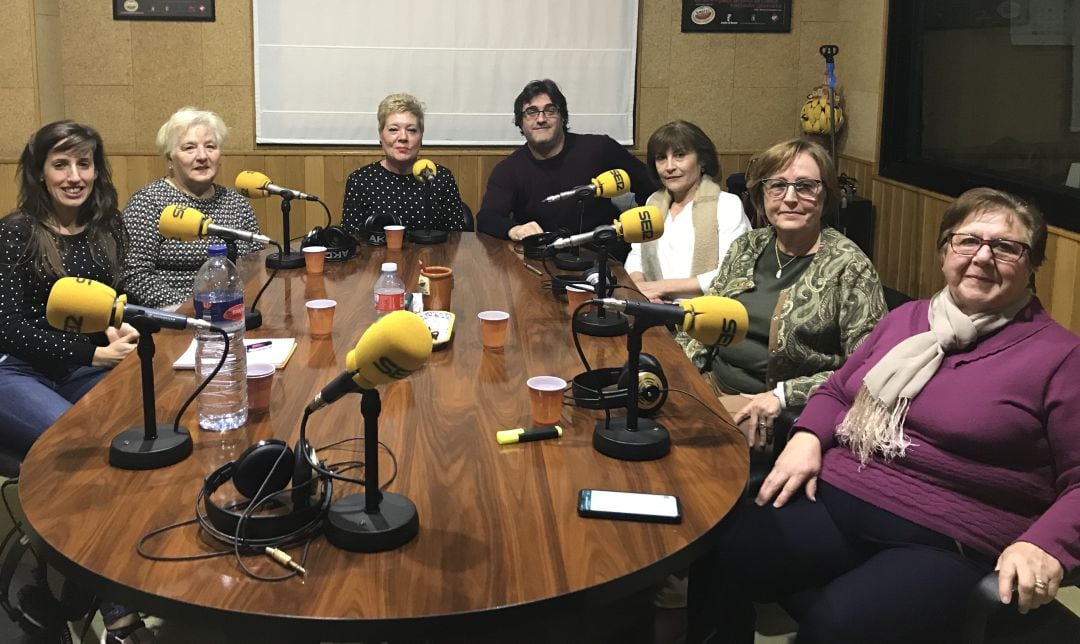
top-left (523, 105), bottom-right (560, 120)
top-left (761, 178), bottom-right (823, 199)
top-left (946, 233), bottom-right (1029, 263)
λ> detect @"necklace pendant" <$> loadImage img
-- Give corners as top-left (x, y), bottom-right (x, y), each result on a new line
top-left (775, 268), bottom-right (782, 279)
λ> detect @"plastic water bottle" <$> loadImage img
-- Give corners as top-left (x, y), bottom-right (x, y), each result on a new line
top-left (373, 262), bottom-right (405, 317)
top-left (193, 244), bottom-right (248, 431)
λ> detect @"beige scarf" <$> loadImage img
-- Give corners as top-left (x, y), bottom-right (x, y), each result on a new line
top-left (836, 287), bottom-right (1031, 464)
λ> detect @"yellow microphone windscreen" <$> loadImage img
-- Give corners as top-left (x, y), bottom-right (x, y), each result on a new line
top-left (46, 277), bottom-right (118, 334)
top-left (616, 205), bottom-right (664, 244)
top-left (411, 159), bottom-right (437, 182)
top-left (346, 310), bottom-right (434, 389)
top-left (592, 169), bottom-right (630, 198)
top-left (679, 296), bottom-right (748, 347)
top-left (159, 204), bottom-right (208, 241)
top-left (235, 171), bottom-right (271, 198)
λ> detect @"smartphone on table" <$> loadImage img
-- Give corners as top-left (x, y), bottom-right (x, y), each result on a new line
top-left (577, 489), bottom-right (682, 524)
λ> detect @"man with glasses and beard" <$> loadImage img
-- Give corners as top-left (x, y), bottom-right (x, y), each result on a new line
top-left (476, 79), bottom-right (655, 260)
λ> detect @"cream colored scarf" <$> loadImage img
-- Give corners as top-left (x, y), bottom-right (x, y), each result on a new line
top-left (836, 287), bottom-right (1031, 464)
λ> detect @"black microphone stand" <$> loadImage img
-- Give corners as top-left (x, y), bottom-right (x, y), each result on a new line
top-left (571, 230), bottom-right (629, 337)
top-left (265, 195), bottom-right (305, 270)
top-left (554, 196), bottom-right (594, 272)
top-left (409, 179), bottom-right (449, 244)
top-left (228, 240), bottom-right (284, 330)
top-left (325, 388), bottom-right (419, 552)
top-left (593, 316), bottom-right (670, 461)
top-left (109, 321), bottom-right (193, 470)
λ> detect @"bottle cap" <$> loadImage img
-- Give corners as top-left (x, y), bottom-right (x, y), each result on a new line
top-left (208, 243), bottom-right (228, 256)
top-left (382, 262), bottom-right (397, 272)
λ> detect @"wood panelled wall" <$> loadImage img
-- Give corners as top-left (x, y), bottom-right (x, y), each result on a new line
top-left (4, 152), bottom-right (1079, 335)
top-left (838, 157), bottom-right (1080, 335)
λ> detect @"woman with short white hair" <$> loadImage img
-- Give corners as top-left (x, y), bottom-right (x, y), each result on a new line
top-left (123, 106), bottom-right (263, 309)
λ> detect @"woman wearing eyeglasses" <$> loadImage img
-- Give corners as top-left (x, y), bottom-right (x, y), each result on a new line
top-left (687, 187), bottom-right (1079, 643)
top-left (680, 137), bottom-right (885, 446)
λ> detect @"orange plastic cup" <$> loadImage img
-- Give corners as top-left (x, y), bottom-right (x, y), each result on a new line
top-left (305, 299), bottom-right (336, 337)
top-left (478, 310), bottom-right (510, 350)
top-left (566, 285), bottom-right (593, 316)
top-left (246, 362), bottom-right (275, 416)
top-left (302, 245), bottom-right (327, 274)
top-left (527, 376), bottom-right (566, 426)
top-left (384, 225), bottom-right (405, 250)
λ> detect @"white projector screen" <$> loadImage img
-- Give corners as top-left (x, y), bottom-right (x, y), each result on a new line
top-left (252, 0), bottom-right (639, 146)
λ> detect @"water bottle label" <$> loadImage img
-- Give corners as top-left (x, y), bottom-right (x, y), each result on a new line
top-left (195, 296), bottom-right (245, 324)
top-left (375, 291), bottom-right (404, 312)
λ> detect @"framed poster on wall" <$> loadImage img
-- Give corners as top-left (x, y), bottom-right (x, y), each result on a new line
top-left (681, 1), bottom-right (791, 33)
top-left (113, 0), bottom-right (215, 22)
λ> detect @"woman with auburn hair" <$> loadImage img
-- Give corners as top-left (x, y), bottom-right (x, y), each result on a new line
top-left (625, 120), bottom-right (751, 303)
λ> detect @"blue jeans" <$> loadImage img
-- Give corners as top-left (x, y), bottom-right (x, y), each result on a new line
top-left (0, 354), bottom-right (109, 459)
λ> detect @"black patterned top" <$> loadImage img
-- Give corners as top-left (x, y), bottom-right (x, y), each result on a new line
top-left (0, 213), bottom-right (117, 376)
top-left (341, 162), bottom-right (467, 237)
top-left (122, 178), bottom-right (262, 308)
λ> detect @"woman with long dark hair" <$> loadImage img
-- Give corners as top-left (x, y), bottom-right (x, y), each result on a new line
top-left (0, 121), bottom-right (138, 462)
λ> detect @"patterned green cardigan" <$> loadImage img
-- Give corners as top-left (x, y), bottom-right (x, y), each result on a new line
top-left (679, 226), bottom-right (886, 408)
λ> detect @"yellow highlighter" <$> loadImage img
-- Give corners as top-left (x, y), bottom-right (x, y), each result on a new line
top-left (496, 426), bottom-right (563, 445)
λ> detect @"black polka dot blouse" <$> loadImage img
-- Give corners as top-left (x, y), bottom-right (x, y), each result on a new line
top-left (0, 212), bottom-right (117, 375)
top-left (341, 162), bottom-right (468, 238)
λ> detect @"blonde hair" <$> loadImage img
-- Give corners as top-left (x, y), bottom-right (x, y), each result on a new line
top-left (377, 93), bottom-right (425, 133)
top-left (155, 107), bottom-right (228, 158)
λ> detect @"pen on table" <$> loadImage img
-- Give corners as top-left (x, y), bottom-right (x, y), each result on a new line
top-left (496, 426), bottom-right (563, 445)
top-left (523, 262), bottom-right (542, 277)
top-left (247, 341), bottom-right (273, 352)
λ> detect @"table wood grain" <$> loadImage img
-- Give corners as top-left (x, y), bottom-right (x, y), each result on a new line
top-left (19, 233), bottom-right (747, 641)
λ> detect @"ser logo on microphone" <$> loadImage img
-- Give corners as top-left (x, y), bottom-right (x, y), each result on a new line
top-left (714, 318), bottom-right (741, 347)
top-left (610, 171), bottom-right (626, 194)
top-left (637, 211), bottom-right (657, 241)
top-left (372, 357), bottom-right (416, 380)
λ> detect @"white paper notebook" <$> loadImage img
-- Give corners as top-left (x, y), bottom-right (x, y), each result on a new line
top-left (172, 338), bottom-right (297, 370)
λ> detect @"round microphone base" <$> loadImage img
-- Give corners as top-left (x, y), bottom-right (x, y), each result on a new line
top-left (109, 426), bottom-right (193, 470)
top-left (554, 252), bottom-right (592, 272)
top-left (325, 492), bottom-right (419, 552)
top-left (573, 308), bottom-right (629, 337)
top-left (593, 418), bottom-right (670, 461)
top-left (407, 229), bottom-right (449, 245)
top-left (245, 307), bottom-right (263, 330)
top-left (265, 252), bottom-right (305, 270)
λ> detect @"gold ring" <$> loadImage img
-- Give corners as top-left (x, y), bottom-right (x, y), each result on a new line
top-left (1034, 578), bottom-right (1048, 591)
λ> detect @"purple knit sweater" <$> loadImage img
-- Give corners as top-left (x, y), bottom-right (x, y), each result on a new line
top-left (797, 298), bottom-right (1080, 571)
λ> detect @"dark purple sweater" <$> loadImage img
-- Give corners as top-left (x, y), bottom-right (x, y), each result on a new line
top-left (797, 299), bottom-right (1080, 571)
top-left (475, 132), bottom-right (655, 240)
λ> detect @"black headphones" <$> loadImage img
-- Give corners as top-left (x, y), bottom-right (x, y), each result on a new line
top-left (200, 439), bottom-right (331, 543)
top-left (302, 225), bottom-right (357, 261)
top-left (571, 353), bottom-right (668, 417)
top-left (408, 229), bottom-right (449, 244)
top-left (520, 231), bottom-right (562, 259)
top-left (360, 213), bottom-right (404, 246)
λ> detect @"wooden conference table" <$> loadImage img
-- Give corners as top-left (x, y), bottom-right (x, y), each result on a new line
top-left (19, 233), bottom-right (747, 642)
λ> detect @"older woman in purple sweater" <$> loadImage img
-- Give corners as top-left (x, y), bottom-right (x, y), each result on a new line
top-left (688, 188), bottom-right (1080, 643)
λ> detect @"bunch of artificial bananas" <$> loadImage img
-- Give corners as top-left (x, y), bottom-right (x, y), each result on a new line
top-left (800, 95), bottom-right (845, 134)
